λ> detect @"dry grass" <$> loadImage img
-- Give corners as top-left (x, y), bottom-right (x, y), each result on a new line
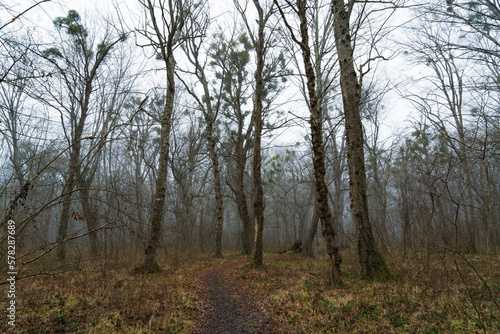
top-left (235, 250), bottom-right (500, 333)
top-left (0, 251), bottom-right (219, 333)
top-left (1, 249), bottom-right (498, 333)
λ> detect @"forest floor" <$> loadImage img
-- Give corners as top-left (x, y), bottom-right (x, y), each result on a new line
top-left (192, 260), bottom-right (286, 333)
top-left (0, 249), bottom-right (499, 333)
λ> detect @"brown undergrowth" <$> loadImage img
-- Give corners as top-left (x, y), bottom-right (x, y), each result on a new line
top-left (1, 249), bottom-right (498, 333)
top-left (235, 250), bottom-right (500, 333)
top-left (0, 251), bottom-right (215, 333)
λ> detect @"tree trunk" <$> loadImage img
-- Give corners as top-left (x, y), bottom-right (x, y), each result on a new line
top-left (285, 0), bottom-right (342, 287)
top-left (303, 203), bottom-right (319, 258)
top-left (134, 151), bottom-right (145, 252)
top-left (78, 177), bottom-right (99, 256)
top-left (452, 70), bottom-right (476, 253)
top-left (481, 158), bottom-right (493, 253)
top-left (251, 1), bottom-right (266, 267)
top-left (235, 145), bottom-right (252, 255)
top-left (56, 182), bottom-right (74, 261)
top-left (198, 68), bottom-right (225, 259)
top-left (57, 71), bottom-right (91, 261)
top-left (327, 125), bottom-right (346, 247)
top-left (461, 156), bottom-right (476, 253)
top-left (331, 0), bottom-right (390, 280)
top-left (141, 57), bottom-right (175, 273)
top-left (56, 122), bottom-right (84, 261)
top-left (252, 62), bottom-right (265, 267)
top-left (11, 131), bottom-right (25, 188)
top-left (237, 113), bottom-right (255, 255)
top-left (206, 121), bottom-right (224, 258)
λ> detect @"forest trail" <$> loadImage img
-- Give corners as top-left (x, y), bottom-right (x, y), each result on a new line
top-left (193, 260), bottom-right (281, 334)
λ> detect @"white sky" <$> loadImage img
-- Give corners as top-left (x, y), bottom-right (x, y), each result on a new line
top-left (1, 0), bottom-right (418, 149)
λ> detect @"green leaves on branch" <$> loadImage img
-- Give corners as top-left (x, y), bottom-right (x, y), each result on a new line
top-left (44, 10), bottom-right (125, 65)
top-left (97, 41), bottom-right (114, 59)
top-left (53, 10), bottom-right (88, 38)
top-left (42, 47), bottom-right (62, 59)
top-left (209, 31), bottom-right (253, 98)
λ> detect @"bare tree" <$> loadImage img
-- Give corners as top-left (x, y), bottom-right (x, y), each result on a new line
top-left (302, 200), bottom-right (319, 258)
top-left (39, 10), bottom-right (126, 260)
top-left (234, 0), bottom-right (274, 266)
top-left (134, 0), bottom-right (186, 273)
top-left (361, 84), bottom-right (393, 249)
top-left (274, 0), bottom-right (342, 286)
top-left (405, 21), bottom-right (481, 252)
top-left (209, 28), bottom-right (255, 255)
top-left (0, 1), bottom-right (52, 83)
top-left (0, 50), bottom-right (30, 188)
top-left (179, 0), bottom-right (226, 258)
top-left (169, 112), bottom-right (206, 253)
top-left (330, 0), bottom-right (390, 279)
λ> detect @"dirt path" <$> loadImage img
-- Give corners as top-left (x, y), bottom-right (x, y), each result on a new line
top-left (192, 260), bottom-right (281, 334)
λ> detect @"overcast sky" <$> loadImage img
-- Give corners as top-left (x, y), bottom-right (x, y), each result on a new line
top-left (2, 0), bottom-right (416, 147)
